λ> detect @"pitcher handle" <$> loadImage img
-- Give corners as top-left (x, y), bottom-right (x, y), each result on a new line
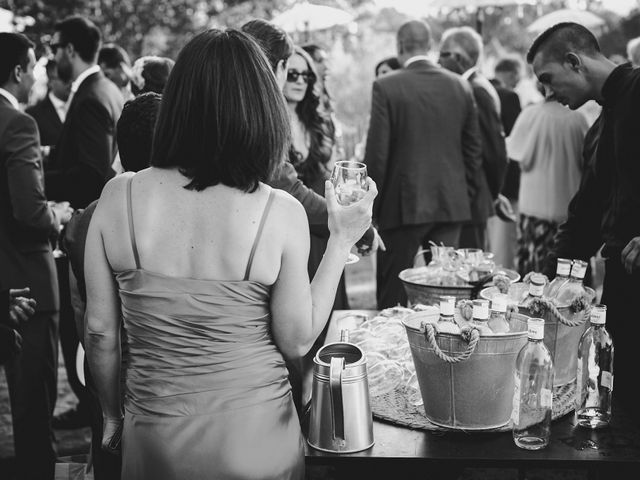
top-left (329, 356), bottom-right (345, 440)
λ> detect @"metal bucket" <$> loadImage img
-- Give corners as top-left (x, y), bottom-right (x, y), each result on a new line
top-left (480, 284), bottom-right (594, 387)
top-left (399, 266), bottom-right (475, 307)
top-left (402, 311), bottom-right (529, 430)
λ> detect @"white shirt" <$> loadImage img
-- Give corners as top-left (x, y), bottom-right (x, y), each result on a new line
top-left (403, 55), bottom-right (431, 68)
top-left (0, 87), bottom-right (20, 110)
top-left (67, 64), bottom-right (101, 107)
top-left (49, 92), bottom-right (67, 123)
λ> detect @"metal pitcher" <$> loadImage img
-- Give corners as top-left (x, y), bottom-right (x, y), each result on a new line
top-left (307, 332), bottom-right (374, 453)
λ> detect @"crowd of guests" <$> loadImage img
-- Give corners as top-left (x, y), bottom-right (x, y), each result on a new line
top-left (1, 11), bottom-right (640, 480)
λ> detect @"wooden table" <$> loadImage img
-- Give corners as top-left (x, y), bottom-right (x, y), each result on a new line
top-left (303, 310), bottom-right (640, 479)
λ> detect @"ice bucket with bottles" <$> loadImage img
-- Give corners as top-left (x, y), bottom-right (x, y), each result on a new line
top-left (402, 309), bottom-right (529, 430)
top-left (480, 283), bottom-right (595, 387)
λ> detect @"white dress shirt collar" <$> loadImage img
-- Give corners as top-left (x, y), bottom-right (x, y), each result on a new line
top-left (461, 66), bottom-right (478, 81)
top-left (0, 88), bottom-right (20, 110)
top-left (70, 65), bottom-right (101, 95)
top-left (48, 92), bottom-right (67, 123)
top-left (403, 55), bottom-right (431, 68)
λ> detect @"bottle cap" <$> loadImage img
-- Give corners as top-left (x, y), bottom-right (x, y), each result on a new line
top-left (527, 318), bottom-right (545, 340)
top-left (556, 258), bottom-right (572, 276)
top-left (439, 296), bottom-right (455, 316)
top-left (570, 260), bottom-right (587, 279)
top-left (491, 294), bottom-right (507, 313)
top-left (529, 274), bottom-right (545, 296)
top-left (590, 304), bottom-right (607, 325)
top-left (472, 299), bottom-right (489, 320)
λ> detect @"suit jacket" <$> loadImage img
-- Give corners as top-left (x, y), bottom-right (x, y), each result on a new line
top-left (492, 82), bottom-right (522, 201)
top-left (0, 96), bottom-right (60, 312)
top-left (364, 60), bottom-right (482, 230)
top-left (46, 70), bottom-right (124, 209)
top-left (467, 71), bottom-right (508, 223)
top-left (26, 94), bottom-right (63, 148)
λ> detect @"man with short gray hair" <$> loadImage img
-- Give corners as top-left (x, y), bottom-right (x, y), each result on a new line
top-left (363, 19), bottom-right (482, 308)
top-left (439, 26), bottom-right (509, 252)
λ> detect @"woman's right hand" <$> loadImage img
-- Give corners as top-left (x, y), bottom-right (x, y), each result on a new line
top-left (101, 416), bottom-right (124, 455)
top-left (325, 177), bottom-right (377, 249)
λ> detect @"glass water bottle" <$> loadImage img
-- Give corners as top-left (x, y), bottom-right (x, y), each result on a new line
top-left (520, 273), bottom-right (546, 309)
top-left (488, 294), bottom-right (510, 334)
top-left (576, 304), bottom-right (614, 429)
top-left (545, 258), bottom-right (572, 299)
top-left (512, 318), bottom-right (554, 450)
top-left (437, 296), bottom-right (460, 334)
top-left (470, 299), bottom-right (493, 335)
top-left (555, 259), bottom-right (588, 306)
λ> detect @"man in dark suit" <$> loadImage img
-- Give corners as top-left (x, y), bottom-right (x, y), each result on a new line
top-left (46, 15), bottom-right (124, 210)
top-left (45, 16), bottom-right (124, 428)
top-left (26, 58), bottom-right (70, 167)
top-left (439, 26), bottom-right (509, 252)
top-left (364, 19), bottom-right (482, 309)
top-left (488, 56), bottom-right (523, 269)
top-left (0, 32), bottom-right (73, 480)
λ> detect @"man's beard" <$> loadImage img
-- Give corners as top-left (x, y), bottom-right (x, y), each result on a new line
top-left (57, 58), bottom-right (73, 83)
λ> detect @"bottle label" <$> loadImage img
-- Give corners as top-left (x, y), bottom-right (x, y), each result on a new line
top-left (556, 261), bottom-right (571, 276)
top-left (572, 263), bottom-right (587, 279)
top-left (529, 282), bottom-right (544, 297)
top-left (601, 371), bottom-right (613, 390)
top-left (590, 310), bottom-right (606, 325)
top-left (472, 301), bottom-right (489, 320)
top-left (527, 322), bottom-right (544, 340)
top-left (512, 374), bottom-right (520, 425)
top-left (541, 388), bottom-right (553, 408)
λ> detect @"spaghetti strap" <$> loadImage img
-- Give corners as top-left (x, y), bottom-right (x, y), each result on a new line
top-left (126, 174), bottom-right (141, 270)
top-left (244, 188), bottom-right (275, 281)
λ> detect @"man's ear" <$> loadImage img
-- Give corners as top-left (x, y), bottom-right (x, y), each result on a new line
top-left (65, 42), bottom-right (76, 60)
top-left (565, 52), bottom-right (583, 71)
top-left (12, 64), bottom-right (23, 84)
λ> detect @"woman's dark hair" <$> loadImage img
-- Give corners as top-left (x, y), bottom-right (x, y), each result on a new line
top-left (375, 56), bottom-right (400, 77)
top-left (287, 47), bottom-right (335, 185)
top-left (117, 92), bottom-right (162, 173)
top-left (151, 28), bottom-right (290, 192)
top-left (55, 16), bottom-right (101, 64)
top-left (241, 19), bottom-right (294, 73)
top-left (98, 43), bottom-right (131, 68)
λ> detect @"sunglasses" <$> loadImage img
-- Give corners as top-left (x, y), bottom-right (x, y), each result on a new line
top-left (287, 70), bottom-right (313, 83)
top-left (49, 42), bottom-right (65, 53)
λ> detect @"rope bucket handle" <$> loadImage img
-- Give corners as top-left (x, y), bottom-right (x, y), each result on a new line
top-left (422, 322), bottom-right (480, 363)
top-left (528, 297), bottom-right (591, 327)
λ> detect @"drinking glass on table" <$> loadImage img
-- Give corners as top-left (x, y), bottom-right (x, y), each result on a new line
top-left (330, 160), bottom-right (369, 264)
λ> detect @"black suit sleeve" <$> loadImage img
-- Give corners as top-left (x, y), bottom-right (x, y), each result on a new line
top-left (269, 161), bottom-right (329, 238)
top-left (461, 84), bottom-right (483, 202)
top-left (5, 114), bottom-right (59, 235)
top-left (363, 81), bottom-right (391, 221)
top-left (473, 86), bottom-right (508, 200)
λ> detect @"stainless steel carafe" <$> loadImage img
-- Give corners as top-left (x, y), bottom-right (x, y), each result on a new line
top-left (307, 334), bottom-right (374, 453)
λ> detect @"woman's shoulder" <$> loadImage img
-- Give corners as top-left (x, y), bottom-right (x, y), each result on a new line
top-left (265, 185), bottom-right (307, 224)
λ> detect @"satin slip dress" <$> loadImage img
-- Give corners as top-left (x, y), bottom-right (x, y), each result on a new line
top-left (117, 176), bottom-right (305, 479)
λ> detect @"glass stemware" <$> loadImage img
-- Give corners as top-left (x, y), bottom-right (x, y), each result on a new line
top-left (330, 160), bottom-right (369, 265)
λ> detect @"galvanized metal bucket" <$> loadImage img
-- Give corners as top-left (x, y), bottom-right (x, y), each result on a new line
top-left (402, 311), bottom-right (529, 430)
top-left (480, 284), bottom-right (594, 387)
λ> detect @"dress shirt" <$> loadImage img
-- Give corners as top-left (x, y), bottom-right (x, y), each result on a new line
top-left (403, 55), bottom-right (431, 68)
top-left (48, 92), bottom-right (67, 123)
top-left (0, 88), bottom-right (20, 110)
top-left (66, 64), bottom-right (101, 108)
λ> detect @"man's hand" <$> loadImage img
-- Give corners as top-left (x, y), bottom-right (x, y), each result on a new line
top-left (355, 225), bottom-right (386, 256)
top-left (621, 236), bottom-right (640, 274)
top-left (8, 288), bottom-right (36, 327)
top-left (49, 201), bottom-right (74, 226)
top-left (494, 194), bottom-right (517, 223)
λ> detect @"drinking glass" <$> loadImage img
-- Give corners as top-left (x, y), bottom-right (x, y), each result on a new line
top-left (330, 161), bottom-right (369, 264)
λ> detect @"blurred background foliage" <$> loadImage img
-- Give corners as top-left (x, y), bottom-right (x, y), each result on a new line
top-left (2, 0), bottom-right (639, 156)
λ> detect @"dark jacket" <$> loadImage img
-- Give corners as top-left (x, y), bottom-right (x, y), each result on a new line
top-left (26, 94), bottom-right (63, 148)
top-left (543, 63), bottom-right (640, 276)
top-left (363, 60), bottom-right (482, 230)
top-left (46, 70), bottom-right (124, 209)
top-left (492, 82), bottom-right (522, 201)
top-left (468, 71), bottom-right (508, 223)
top-left (0, 95), bottom-right (60, 313)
